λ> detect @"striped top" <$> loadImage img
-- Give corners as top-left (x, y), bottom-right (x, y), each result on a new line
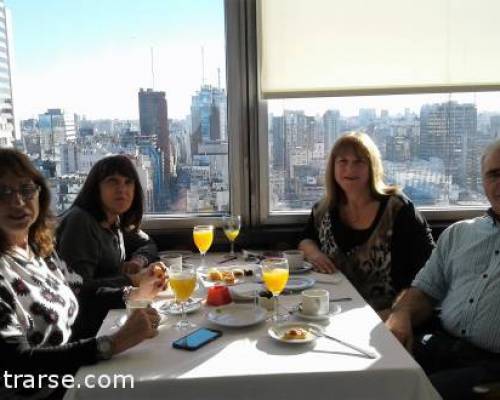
top-left (413, 213), bottom-right (500, 352)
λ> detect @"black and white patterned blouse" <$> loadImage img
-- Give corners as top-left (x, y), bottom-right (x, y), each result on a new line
top-left (0, 248), bottom-right (82, 347)
top-left (302, 194), bottom-right (435, 310)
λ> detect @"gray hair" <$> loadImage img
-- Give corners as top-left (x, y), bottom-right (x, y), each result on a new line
top-left (481, 138), bottom-right (500, 173)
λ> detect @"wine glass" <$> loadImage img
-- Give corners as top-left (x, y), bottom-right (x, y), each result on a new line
top-left (193, 225), bottom-right (214, 267)
top-left (222, 215), bottom-right (241, 256)
top-left (169, 264), bottom-right (197, 329)
top-left (261, 258), bottom-right (289, 322)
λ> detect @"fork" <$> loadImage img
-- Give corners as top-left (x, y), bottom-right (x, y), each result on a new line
top-left (307, 328), bottom-right (377, 359)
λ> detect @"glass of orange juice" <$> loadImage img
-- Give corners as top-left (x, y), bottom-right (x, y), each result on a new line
top-left (169, 264), bottom-right (197, 329)
top-left (193, 225), bottom-right (214, 267)
top-left (261, 258), bottom-right (289, 322)
top-left (222, 215), bottom-right (241, 256)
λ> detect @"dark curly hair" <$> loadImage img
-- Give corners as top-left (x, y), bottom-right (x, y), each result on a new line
top-left (70, 155), bottom-right (144, 231)
top-left (0, 148), bottom-right (55, 257)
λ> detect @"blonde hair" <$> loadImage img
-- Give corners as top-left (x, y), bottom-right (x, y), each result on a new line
top-left (324, 132), bottom-right (398, 209)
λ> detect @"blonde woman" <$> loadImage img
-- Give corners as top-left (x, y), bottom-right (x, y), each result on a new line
top-left (299, 132), bottom-right (434, 317)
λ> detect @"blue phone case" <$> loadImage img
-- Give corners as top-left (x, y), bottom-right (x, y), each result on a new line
top-left (172, 327), bottom-right (223, 351)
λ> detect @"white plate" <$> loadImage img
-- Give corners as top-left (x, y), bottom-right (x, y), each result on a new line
top-left (290, 261), bottom-right (313, 275)
top-left (207, 304), bottom-right (267, 328)
top-left (158, 250), bottom-right (193, 257)
top-left (283, 276), bottom-right (316, 292)
top-left (159, 298), bottom-right (203, 315)
top-left (268, 322), bottom-right (322, 344)
top-left (113, 313), bottom-right (168, 329)
top-left (229, 282), bottom-right (263, 300)
top-left (295, 303), bottom-right (341, 321)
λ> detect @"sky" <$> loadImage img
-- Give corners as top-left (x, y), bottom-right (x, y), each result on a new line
top-left (6, 0), bottom-right (226, 120)
top-left (5, 1), bottom-right (500, 122)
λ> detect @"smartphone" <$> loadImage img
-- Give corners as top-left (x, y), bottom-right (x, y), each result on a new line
top-left (172, 327), bottom-right (223, 351)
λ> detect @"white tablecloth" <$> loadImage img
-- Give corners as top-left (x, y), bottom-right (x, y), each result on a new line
top-left (65, 255), bottom-right (441, 400)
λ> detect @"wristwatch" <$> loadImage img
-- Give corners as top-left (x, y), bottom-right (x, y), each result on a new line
top-left (96, 335), bottom-right (113, 360)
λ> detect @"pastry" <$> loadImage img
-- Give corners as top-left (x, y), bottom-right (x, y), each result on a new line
top-left (283, 328), bottom-right (308, 340)
top-left (232, 268), bottom-right (244, 278)
top-left (207, 268), bottom-right (223, 281)
top-left (222, 271), bottom-right (235, 284)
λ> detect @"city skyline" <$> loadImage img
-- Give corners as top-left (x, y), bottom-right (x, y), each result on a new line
top-left (6, 0), bottom-right (226, 121)
top-left (7, 0), bottom-right (500, 122)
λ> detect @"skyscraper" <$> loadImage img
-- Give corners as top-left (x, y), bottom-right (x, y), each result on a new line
top-left (0, 1), bottom-right (15, 147)
top-left (138, 88), bottom-right (171, 210)
top-left (190, 85), bottom-right (226, 150)
top-left (323, 109), bottom-right (340, 154)
top-left (38, 109), bottom-right (76, 176)
top-left (138, 88), bottom-right (172, 172)
top-left (420, 101), bottom-right (477, 190)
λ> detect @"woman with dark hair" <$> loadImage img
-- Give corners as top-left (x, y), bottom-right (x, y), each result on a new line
top-left (0, 149), bottom-right (165, 399)
top-left (299, 132), bottom-right (435, 317)
top-left (57, 155), bottom-right (159, 291)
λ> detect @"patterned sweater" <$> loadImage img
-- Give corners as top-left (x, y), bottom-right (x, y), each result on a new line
top-left (0, 247), bottom-right (124, 398)
top-left (303, 194), bottom-right (435, 310)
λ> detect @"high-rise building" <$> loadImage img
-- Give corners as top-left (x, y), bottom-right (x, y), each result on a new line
top-left (190, 85), bottom-right (226, 149)
top-left (38, 109), bottom-right (76, 176)
top-left (0, 1), bottom-right (15, 147)
top-left (420, 101), bottom-right (477, 189)
top-left (271, 116), bottom-right (285, 170)
top-left (138, 88), bottom-right (172, 205)
top-left (491, 116), bottom-right (500, 138)
top-left (323, 110), bottom-right (340, 154)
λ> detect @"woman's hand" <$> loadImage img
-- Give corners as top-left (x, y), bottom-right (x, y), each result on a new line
top-left (110, 308), bottom-right (160, 355)
top-left (129, 262), bottom-right (168, 299)
top-left (308, 250), bottom-right (337, 274)
top-left (122, 261), bottom-right (142, 274)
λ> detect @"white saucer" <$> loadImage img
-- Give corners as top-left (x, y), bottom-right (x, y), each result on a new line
top-left (295, 304), bottom-right (341, 321)
top-left (229, 282), bottom-right (263, 300)
top-left (207, 304), bottom-right (267, 328)
top-left (113, 313), bottom-right (168, 329)
top-left (283, 276), bottom-right (316, 293)
top-left (290, 261), bottom-right (313, 275)
top-left (159, 298), bottom-right (203, 315)
top-left (268, 322), bottom-right (322, 344)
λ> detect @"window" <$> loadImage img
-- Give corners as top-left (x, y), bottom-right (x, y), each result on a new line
top-left (265, 92), bottom-right (500, 216)
top-left (256, 0), bottom-right (500, 223)
top-left (9, 0), bottom-right (233, 218)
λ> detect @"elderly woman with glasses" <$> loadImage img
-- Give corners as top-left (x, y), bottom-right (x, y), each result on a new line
top-left (0, 149), bottom-right (165, 399)
top-left (299, 132), bottom-right (435, 318)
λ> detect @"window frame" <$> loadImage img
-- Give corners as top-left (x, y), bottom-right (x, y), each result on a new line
top-left (250, 0), bottom-right (490, 226)
top-left (142, 0), bottom-right (251, 232)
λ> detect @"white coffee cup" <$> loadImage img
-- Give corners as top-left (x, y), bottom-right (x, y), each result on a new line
top-left (301, 289), bottom-right (329, 316)
top-left (283, 249), bottom-right (304, 271)
top-left (160, 253), bottom-right (183, 270)
top-left (126, 299), bottom-right (152, 316)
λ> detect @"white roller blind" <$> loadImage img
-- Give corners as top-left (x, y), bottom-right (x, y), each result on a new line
top-left (258, 0), bottom-right (500, 99)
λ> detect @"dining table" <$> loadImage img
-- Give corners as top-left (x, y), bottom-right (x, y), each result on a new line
top-left (64, 253), bottom-right (441, 400)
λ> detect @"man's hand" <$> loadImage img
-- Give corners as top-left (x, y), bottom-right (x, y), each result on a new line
top-left (385, 309), bottom-right (414, 353)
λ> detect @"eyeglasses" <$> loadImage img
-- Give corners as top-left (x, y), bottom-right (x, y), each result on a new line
top-left (0, 184), bottom-right (40, 203)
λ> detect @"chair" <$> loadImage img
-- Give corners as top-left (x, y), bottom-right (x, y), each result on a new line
top-left (474, 382), bottom-right (500, 399)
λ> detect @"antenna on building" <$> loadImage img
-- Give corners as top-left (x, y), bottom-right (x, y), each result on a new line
top-left (201, 46), bottom-right (205, 87)
top-left (150, 47), bottom-right (155, 89)
top-left (217, 67), bottom-right (221, 89)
